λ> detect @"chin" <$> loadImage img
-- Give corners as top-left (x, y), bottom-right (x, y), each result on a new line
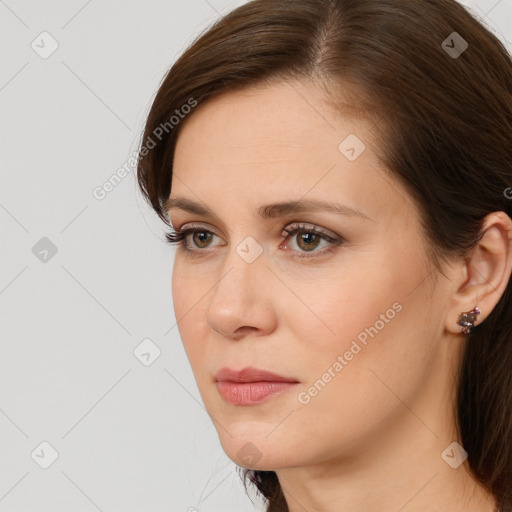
top-left (215, 429), bottom-right (301, 471)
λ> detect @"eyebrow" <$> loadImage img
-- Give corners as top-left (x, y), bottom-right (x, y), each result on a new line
top-left (164, 197), bottom-right (373, 221)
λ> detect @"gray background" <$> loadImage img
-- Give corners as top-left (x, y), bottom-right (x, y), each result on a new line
top-left (0, 1), bottom-right (510, 511)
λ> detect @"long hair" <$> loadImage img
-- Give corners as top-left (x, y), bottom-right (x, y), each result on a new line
top-left (136, 1), bottom-right (512, 510)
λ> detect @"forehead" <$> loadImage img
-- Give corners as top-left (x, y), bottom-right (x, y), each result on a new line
top-left (175, 80), bottom-right (361, 161)
top-left (171, 80), bottom-right (411, 222)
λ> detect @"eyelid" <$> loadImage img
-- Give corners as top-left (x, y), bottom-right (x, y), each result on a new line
top-left (179, 221), bottom-right (340, 240)
top-left (179, 222), bottom-right (225, 242)
top-left (175, 221), bottom-right (217, 232)
top-left (173, 221), bottom-right (344, 259)
top-left (282, 222), bottom-right (340, 242)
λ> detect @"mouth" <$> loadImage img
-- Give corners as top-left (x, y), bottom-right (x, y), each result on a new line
top-left (214, 366), bottom-right (300, 406)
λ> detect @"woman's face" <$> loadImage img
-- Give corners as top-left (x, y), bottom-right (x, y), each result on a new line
top-left (168, 79), bottom-right (458, 471)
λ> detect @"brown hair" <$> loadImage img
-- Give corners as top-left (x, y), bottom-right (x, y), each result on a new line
top-left (136, 1), bottom-right (512, 510)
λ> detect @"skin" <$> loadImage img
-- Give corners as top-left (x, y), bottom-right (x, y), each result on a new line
top-left (168, 79), bottom-right (512, 512)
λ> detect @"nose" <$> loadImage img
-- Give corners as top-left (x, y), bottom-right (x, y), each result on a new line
top-left (206, 244), bottom-right (277, 341)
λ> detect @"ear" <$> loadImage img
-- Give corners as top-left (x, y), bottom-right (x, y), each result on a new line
top-left (446, 211), bottom-right (512, 335)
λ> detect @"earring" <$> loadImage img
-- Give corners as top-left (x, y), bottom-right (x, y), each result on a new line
top-left (458, 306), bottom-right (481, 334)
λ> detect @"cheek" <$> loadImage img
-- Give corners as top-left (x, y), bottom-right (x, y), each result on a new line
top-left (171, 262), bottom-right (209, 365)
top-left (171, 256), bottom-right (209, 320)
top-left (307, 236), bottom-right (426, 351)
top-left (281, 258), bottom-right (403, 359)
top-left (291, 253), bottom-right (434, 406)
top-left (284, 247), bottom-right (431, 399)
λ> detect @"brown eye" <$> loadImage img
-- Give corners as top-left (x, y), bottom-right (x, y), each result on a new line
top-left (168, 223), bottom-right (343, 261)
top-left (191, 231), bottom-right (213, 248)
top-left (281, 223), bottom-right (341, 259)
top-left (295, 232), bottom-right (322, 252)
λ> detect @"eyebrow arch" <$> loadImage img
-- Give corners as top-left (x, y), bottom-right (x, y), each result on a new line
top-left (165, 197), bottom-right (373, 221)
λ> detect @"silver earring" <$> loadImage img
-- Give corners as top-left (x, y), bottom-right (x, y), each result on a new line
top-left (458, 306), bottom-right (481, 334)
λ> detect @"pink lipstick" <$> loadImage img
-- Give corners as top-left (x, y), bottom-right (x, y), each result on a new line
top-left (214, 366), bottom-right (299, 405)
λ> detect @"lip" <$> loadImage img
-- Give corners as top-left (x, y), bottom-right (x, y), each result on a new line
top-left (214, 366), bottom-right (299, 384)
top-left (214, 366), bottom-right (300, 406)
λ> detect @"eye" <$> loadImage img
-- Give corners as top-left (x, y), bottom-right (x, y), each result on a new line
top-left (280, 223), bottom-right (342, 259)
top-left (164, 222), bottom-right (343, 259)
top-left (164, 224), bottom-right (223, 251)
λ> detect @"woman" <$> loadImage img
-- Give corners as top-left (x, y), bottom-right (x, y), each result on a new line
top-left (136, 0), bottom-right (512, 510)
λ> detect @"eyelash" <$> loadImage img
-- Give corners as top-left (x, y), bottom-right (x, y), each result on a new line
top-left (164, 223), bottom-right (343, 260)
